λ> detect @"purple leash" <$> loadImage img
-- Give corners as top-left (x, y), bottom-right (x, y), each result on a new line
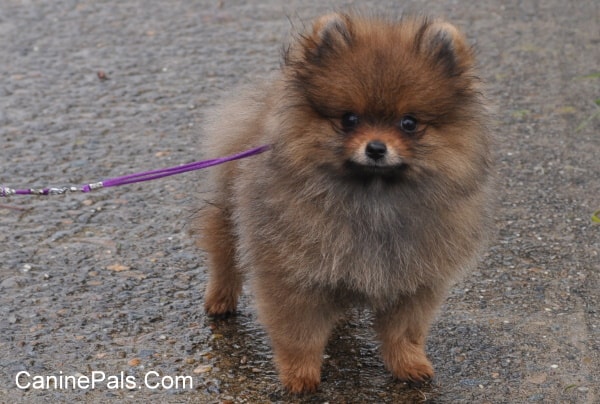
top-left (1, 145), bottom-right (270, 197)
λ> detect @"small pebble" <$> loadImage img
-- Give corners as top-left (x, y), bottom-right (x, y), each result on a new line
top-left (107, 264), bottom-right (130, 272)
top-left (193, 365), bottom-right (212, 374)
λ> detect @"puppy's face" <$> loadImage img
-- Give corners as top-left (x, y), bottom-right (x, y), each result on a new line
top-left (282, 14), bottom-right (489, 189)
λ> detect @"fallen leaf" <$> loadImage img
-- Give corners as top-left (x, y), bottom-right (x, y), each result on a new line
top-left (128, 358), bottom-right (141, 366)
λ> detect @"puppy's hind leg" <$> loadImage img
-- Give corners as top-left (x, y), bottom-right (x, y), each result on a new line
top-left (197, 205), bottom-right (242, 317)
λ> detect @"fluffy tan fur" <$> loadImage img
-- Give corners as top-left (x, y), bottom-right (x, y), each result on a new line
top-left (194, 12), bottom-right (493, 393)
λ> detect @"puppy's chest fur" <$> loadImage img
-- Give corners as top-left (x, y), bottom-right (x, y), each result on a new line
top-left (233, 174), bottom-right (460, 304)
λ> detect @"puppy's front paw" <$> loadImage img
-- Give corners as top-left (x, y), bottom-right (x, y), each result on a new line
top-left (391, 357), bottom-right (434, 384)
top-left (274, 347), bottom-right (323, 394)
top-left (280, 366), bottom-right (321, 394)
top-left (382, 341), bottom-right (434, 384)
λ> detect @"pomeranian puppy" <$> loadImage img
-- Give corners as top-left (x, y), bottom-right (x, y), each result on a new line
top-left (195, 12), bottom-right (493, 393)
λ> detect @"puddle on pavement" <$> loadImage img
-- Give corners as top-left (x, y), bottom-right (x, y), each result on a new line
top-left (202, 302), bottom-right (441, 403)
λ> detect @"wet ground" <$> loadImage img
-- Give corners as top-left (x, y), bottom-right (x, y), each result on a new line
top-left (0, 0), bottom-right (598, 403)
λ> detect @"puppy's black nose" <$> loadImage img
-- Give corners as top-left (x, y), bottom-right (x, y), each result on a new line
top-left (365, 141), bottom-right (387, 160)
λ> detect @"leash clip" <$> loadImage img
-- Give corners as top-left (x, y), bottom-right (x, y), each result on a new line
top-left (47, 187), bottom-right (72, 195)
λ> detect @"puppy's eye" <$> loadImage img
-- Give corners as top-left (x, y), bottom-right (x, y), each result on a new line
top-left (398, 115), bottom-right (419, 134)
top-left (341, 112), bottom-right (360, 132)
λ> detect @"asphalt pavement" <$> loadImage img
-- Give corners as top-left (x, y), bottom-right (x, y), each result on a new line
top-left (0, 1), bottom-right (598, 403)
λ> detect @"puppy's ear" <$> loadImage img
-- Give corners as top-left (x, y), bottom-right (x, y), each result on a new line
top-left (422, 20), bottom-right (474, 76)
top-left (305, 13), bottom-right (353, 60)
